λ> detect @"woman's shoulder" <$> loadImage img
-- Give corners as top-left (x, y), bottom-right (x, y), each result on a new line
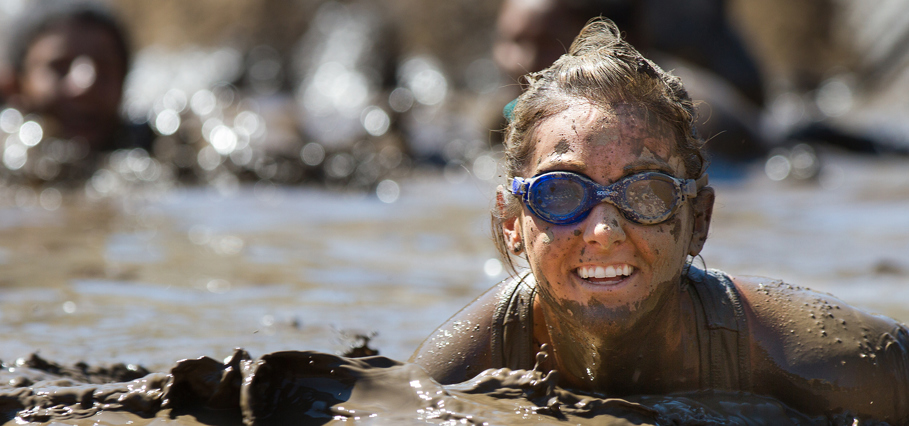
top-left (728, 273), bottom-right (909, 422)
top-left (729, 274), bottom-right (905, 338)
top-left (409, 273), bottom-right (530, 384)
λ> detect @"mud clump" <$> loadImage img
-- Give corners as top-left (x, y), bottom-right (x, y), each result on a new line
top-left (0, 349), bottom-right (890, 425)
top-left (8, 353), bottom-right (152, 385)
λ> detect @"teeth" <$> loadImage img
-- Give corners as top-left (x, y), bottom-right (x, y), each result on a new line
top-left (577, 265), bottom-right (634, 280)
top-left (594, 266), bottom-right (605, 278)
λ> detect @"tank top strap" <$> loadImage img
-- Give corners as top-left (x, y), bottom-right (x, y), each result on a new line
top-left (685, 266), bottom-right (753, 392)
top-left (491, 270), bottom-right (537, 370)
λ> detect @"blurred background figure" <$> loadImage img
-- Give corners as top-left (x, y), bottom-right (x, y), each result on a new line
top-left (493, 0), bottom-right (768, 177)
top-left (735, 1), bottom-right (909, 159)
top-left (0, 0), bottom-right (147, 152)
top-left (0, 0), bottom-right (156, 187)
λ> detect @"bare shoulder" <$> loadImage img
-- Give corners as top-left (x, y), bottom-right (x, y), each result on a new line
top-left (732, 275), bottom-right (905, 338)
top-left (409, 279), bottom-right (512, 384)
top-left (730, 274), bottom-right (909, 422)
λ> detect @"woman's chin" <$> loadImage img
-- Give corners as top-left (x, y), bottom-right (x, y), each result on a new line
top-left (546, 272), bottom-right (661, 321)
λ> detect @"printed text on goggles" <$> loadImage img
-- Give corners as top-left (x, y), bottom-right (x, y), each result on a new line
top-left (509, 171), bottom-right (708, 225)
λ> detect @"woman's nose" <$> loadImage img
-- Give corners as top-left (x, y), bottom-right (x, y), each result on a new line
top-left (582, 202), bottom-right (627, 248)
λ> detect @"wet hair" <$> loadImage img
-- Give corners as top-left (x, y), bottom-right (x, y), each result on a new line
top-left (6, 0), bottom-right (131, 74)
top-left (492, 18), bottom-right (708, 271)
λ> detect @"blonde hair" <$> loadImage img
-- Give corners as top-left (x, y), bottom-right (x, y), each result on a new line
top-left (493, 18), bottom-right (708, 272)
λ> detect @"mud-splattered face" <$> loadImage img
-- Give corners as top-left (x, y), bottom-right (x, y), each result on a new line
top-left (505, 102), bottom-right (701, 376)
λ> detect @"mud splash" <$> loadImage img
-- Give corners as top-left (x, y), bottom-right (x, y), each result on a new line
top-left (0, 350), bottom-right (881, 426)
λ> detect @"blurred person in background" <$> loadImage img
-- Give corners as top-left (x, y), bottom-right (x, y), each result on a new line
top-left (0, 0), bottom-right (152, 153)
top-left (493, 0), bottom-right (768, 173)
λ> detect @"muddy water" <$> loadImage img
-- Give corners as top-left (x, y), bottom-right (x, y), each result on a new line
top-left (0, 154), bottom-right (907, 424)
top-left (0, 349), bottom-right (860, 425)
top-left (0, 172), bottom-right (499, 370)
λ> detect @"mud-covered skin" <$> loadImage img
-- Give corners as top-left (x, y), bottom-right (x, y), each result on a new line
top-left (737, 275), bottom-right (909, 422)
top-left (412, 101), bottom-right (909, 422)
top-left (500, 102), bottom-right (710, 393)
top-left (409, 283), bottom-right (500, 384)
top-left (413, 273), bottom-right (909, 422)
top-left (415, 102), bottom-right (714, 394)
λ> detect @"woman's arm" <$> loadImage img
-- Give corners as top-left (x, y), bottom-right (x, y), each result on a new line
top-left (734, 275), bottom-right (909, 423)
top-left (410, 282), bottom-right (506, 384)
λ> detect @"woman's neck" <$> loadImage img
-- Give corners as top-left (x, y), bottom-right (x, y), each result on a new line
top-left (533, 278), bottom-right (700, 395)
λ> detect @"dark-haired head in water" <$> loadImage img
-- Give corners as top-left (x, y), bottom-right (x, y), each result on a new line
top-left (1, 0), bottom-right (132, 151)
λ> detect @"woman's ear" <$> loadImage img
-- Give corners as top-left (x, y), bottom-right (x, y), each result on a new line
top-left (503, 215), bottom-right (523, 254)
top-left (497, 186), bottom-right (523, 254)
top-left (688, 187), bottom-right (714, 256)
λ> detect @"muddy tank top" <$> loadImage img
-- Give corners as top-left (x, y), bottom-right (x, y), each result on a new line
top-left (490, 267), bottom-right (753, 392)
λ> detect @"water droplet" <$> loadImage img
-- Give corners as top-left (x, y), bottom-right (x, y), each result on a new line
top-left (3, 144), bottom-right (27, 170)
top-left (154, 109), bottom-right (181, 136)
top-left (376, 179), bottom-right (399, 203)
top-left (0, 108), bottom-right (23, 133)
top-left (18, 121), bottom-right (42, 147)
top-left (301, 142), bottom-right (326, 166)
top-left (206, 279), bottom-right (231, 294)
top-left (69, 56), bottom-right (97, 89)
top-left (361, 106), bottom-right (390, 137)
top-left (388, 87), bottom-right (414, 112)
top-left (484, 258), bottom-right (503, 277)
top-left (39, 187), bottom-right (62, 211)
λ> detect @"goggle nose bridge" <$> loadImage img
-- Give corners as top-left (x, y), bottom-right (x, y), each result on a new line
top-left (590, 187), bottom-right (622, 213)
top-left (593, 187), bottom-right (618, 199)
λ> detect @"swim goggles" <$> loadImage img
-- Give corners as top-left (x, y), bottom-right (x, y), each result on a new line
top-left (509, 171), bottom-right (708, 225)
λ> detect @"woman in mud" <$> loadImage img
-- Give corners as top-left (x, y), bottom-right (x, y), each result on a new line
top-left (411, 20), bottom-right (909, 423)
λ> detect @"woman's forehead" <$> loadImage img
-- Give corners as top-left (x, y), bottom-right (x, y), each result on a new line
top-left (531, 102), bottom-right (682, 172)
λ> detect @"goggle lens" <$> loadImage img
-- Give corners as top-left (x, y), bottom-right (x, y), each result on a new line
top-left (624, 177), bottom-right (675, 218)
top-left (533, 177), bottom-right (585, 218)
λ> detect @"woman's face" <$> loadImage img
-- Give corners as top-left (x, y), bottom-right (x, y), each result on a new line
top-left (505, 101), bottom-right (712, 335)
top-left (17, 21), bottom-right (126, 149)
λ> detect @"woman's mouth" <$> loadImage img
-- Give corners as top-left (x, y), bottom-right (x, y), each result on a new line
top-left (576, 264), bottom-right (634, 281)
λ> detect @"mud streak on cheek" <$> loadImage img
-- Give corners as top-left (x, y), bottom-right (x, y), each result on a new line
top-left (668, 216), bottom-right (683, 242)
